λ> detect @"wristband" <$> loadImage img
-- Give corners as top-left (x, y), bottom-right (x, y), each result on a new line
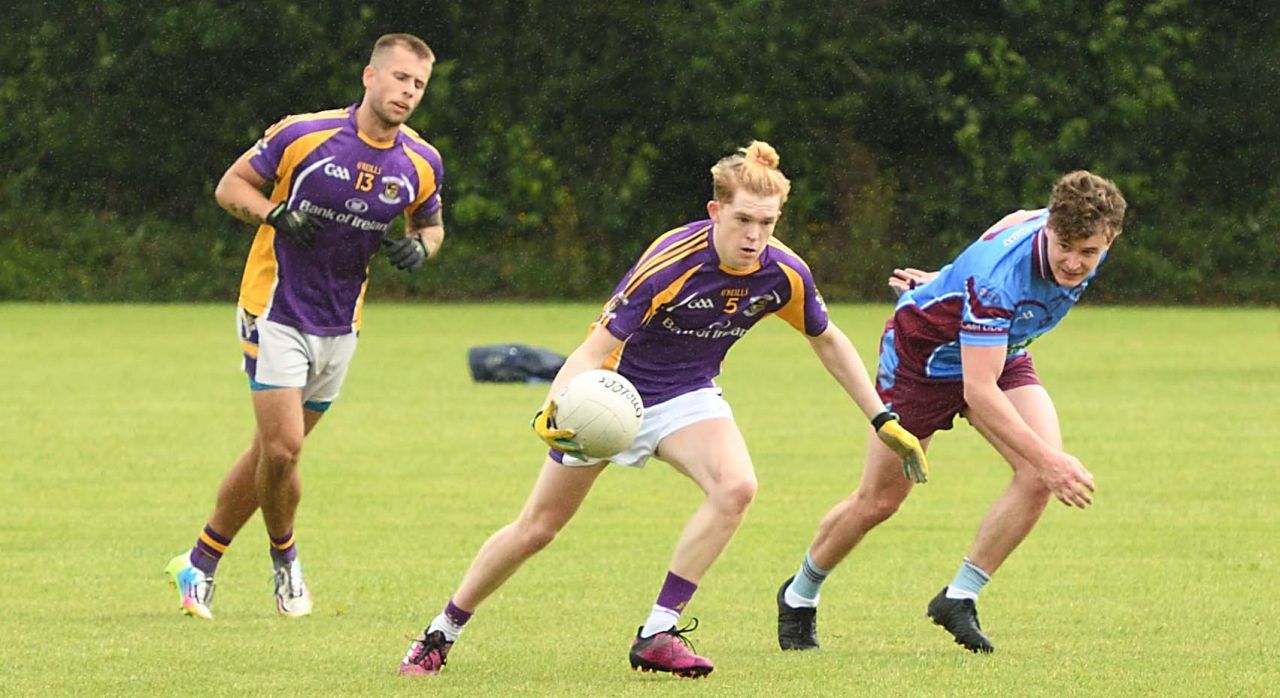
top-left (871, 410), bottom-right (899, 432)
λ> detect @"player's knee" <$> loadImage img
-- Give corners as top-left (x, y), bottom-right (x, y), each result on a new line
top-left (516, 520), bottom-right (560, 555)
top-left (853, 487), bottom-right (905, 525)
top-left (1013, 469), bottom-right (1051, 500)
top-left (259, 437), bottom-right (303, 471)
top-left (713, 475), bottom-right (757, 515)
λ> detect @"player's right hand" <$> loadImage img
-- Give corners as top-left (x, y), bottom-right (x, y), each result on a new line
top-left (1039, 452), bottom-right (1095, 509)
top-left (531, 398), bottom-right (582, 453)
top-left (267, 203), bottom-right (322, 249)
top-left (875, 416), bottom-right (930, 483)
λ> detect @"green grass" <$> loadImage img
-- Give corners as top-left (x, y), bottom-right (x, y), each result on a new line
top-left (1, 302), bottom-right (1277, 696)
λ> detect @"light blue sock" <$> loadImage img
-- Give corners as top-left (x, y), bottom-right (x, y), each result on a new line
top-left (786, 552), bottom-right (830, 606)
top-left (945, 558), bottom-right (991, 600)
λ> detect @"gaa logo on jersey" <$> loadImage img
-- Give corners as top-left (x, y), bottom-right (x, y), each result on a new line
top-left (324, 162), bottom-right (353, 181)
top-left (379, 175), bottom-right (410, 205)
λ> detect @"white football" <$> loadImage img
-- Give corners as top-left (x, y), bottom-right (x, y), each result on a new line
top-left (554, 369), bottom-right (644, 459)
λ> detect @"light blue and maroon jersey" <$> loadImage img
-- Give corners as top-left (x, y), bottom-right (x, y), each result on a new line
top-left (888, 208), bottom-right (1105, 380)
top-left (595, 219), bottom-right (830, 406)
top-left (238, 103), bottom-right (445, 336)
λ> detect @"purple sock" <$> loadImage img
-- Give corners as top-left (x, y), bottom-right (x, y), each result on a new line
top-left (444, 599), bottom-right (473, 627)
top-left (190, 524), bottom-right (230, 575)
top-left (655, 571), bottom-right (698, 613)
top-left (270, 529), bottom-right (297, 566)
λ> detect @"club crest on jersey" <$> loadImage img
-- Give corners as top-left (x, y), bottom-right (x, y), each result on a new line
top-left (1012, 300), bottom-right (1052, 329)
top-left (743, 291), bottom-right (781, 317)
top-left (379, 175), bottom-right (409, 205)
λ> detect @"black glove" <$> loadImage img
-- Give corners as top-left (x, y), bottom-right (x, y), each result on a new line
top-left (266, 203), bottom-right (322, 249)
top-left (383, 236), bottom-right (427, 272)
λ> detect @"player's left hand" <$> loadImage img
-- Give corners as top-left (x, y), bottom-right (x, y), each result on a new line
top-left (888, 268), bottom-right (939, 297)
top-left (383, 236), bottom-right (427, 272)
top-left (874, 415), bottom-right (929, 483)
top-left (531, 398), bottom-right (582, 454)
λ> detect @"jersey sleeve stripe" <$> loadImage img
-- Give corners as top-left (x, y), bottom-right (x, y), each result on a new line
top-left (640, 264), bottom-right (703, 326)
top-left (400, 144), bottom-right (438, 217)
top-left (774, 262), bottom-right (809, 333)
top-left (262, 108), bottom-right (350, 141)
top-left (398, 125), bottom-right (444, 160)
top-left (621, 225), bottom-right (711, 293)
top-left (622, 237), bottom-right (709, 298)
top-left (636, 224), bottom-right (702, 263)
top-left (274, 127), bottom-right (342, 185)
top-left (766, 238), bottom-right (811, 271)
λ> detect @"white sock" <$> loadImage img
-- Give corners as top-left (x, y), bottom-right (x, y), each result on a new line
top-left (784, 585), bottom-right (820, 608)
top-left (427, 612), bottom-right (464, 642)
top-left (639, 605), bottom-right (681, 638)
top-left (944, 585), bottom-right (979, 601)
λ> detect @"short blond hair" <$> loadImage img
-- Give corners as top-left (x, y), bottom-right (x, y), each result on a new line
top-left (710, 140), bottom-right (792, 204)
top-left (371, 33), bottom-right (435, 65)
top-left (1048, 170), bottom-right (1127, 243)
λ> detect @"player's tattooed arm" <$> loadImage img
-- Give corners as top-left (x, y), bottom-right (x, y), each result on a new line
top-left (407, 208), bottom-right (445, 258)
top-left (214, 156), bottom-right (273, 225)
top-left (226, 202), bottom-right (266, 224)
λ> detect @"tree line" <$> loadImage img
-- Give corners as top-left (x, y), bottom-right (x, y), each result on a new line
top-left (2, 0), bottom-right (1276, 303)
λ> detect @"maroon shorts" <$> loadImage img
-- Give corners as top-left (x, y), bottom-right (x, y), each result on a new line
top-left (876, 353), bottom-right (1041, 439)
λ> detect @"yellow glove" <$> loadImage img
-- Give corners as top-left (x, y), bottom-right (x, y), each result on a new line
top-left (531, 398), bottom-right (582, 453)
top-left (873, 411), bottom-right (929, 484)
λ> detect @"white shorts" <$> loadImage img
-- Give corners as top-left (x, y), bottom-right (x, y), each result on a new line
top-left (559, 387), bottom-right (734, 468)
top-left (238, 307), bottom-right (358, 411)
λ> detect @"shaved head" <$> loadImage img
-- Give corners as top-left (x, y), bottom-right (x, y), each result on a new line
top-left (370, 33), bottom-right (434, 68)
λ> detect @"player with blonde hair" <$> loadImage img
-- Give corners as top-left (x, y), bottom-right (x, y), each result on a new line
top-left (400, 141), bottom-right (926, 678)
top-left (776, 170), bottom-right (1126, 654)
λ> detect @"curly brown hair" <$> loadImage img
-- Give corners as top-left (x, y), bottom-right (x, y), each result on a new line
top-left (1047, 171), bottom-right (1127, 243)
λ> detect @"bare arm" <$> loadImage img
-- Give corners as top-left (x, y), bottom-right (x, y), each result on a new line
top-left (405, 209), bottom-right (445, 258)
top-left (544, 325), bottom-right (625, 401)
top-left (807, 322), bottom-right (888, 420)
top-left (961, 343), bottom-right (1094, 507)
top-left (214, 157), bottom-right (275, 224)
top-left (961, 344), bottom-right (1055, 463)
top-left (810, 321), bottom-right (930, 482)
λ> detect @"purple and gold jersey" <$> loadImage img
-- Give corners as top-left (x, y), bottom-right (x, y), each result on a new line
top-left (595, 219), bottom-right (830, 406)
top-left (888, 208), bottom-right (1104, 380)
top-left (238, 104), bottom-right (445, 336)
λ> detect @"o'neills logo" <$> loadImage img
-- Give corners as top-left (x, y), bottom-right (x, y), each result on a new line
top-left (596, 374), bottom-right (644, 419)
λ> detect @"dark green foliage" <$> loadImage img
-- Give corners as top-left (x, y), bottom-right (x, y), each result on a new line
top-left (1, 1), bottom-right (1276, 302)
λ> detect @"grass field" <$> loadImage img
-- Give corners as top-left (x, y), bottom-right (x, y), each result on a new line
top-left (2, 302), bottom-right (1277, 696)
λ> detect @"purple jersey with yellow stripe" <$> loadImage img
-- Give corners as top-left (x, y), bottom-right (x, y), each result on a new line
top-left (596, 219), bottom-right (830, 406)
top-left (238, 103), bottom-right (445, 336)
